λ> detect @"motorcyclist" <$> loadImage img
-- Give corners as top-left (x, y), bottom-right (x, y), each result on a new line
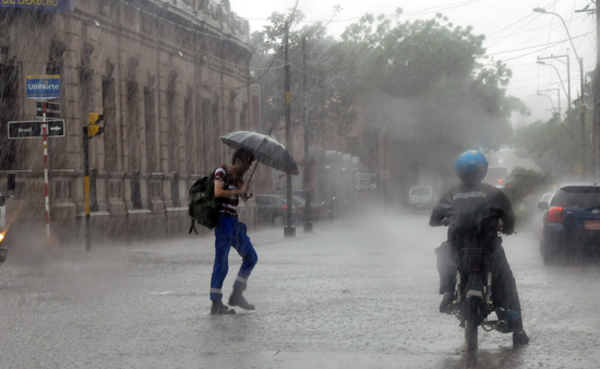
top-left (429, 150), bottom-right (529, 346)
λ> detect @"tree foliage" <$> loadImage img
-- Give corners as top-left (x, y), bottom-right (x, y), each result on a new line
top-left (250, 10), bottom-right (527, 181)
top-left (514, 106), bottom-right (592, 180)
top-left (251, 11), bottom-right (357, 143)
top-left (502, 167), bottom-right (554, 205)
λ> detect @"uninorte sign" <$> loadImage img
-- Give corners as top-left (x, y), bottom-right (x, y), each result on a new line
top-left (26, 75), bottom-right (60, 99)
top-left (8, 120), bottom-right (65, 139)
top-left (0, 0), bottom-right (74, 12)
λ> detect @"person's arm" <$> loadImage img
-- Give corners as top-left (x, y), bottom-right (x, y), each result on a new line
top-left (497, 191), bottom-right (516, 235)
top-left (214, 179), bottom-right (249, 199)
top-left (238, 179), bottom-right (252, 202)
top-left (429, 190), bottom-right (453, 227)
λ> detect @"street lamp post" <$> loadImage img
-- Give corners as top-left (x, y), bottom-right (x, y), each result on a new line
top-left (538, 88), bottom-right (561, 117)
top-left (537, 55), bottom-right (570, 109)
top-left (534, 7), bottom-right (586, 177)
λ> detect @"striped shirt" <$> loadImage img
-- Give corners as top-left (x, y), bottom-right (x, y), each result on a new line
top-left (214, 166), bottom-right (241, 217)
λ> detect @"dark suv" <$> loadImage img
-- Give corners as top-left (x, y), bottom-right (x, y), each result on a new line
top-left (539, 184), bottom-right (600, 263)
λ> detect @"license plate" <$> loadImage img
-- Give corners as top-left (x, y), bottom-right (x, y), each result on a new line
top-left (585, 220), bottom-right (600, 230)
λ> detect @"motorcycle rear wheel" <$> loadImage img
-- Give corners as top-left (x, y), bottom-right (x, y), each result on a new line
top-left (465, 297), bottom-right (479, 351)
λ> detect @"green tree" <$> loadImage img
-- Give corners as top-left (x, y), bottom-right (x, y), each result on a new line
top-left (251, 11), bottom-right (527, 191)
top-left (251, 10), bottom-right (357, 144)
top-left (502, 167), bottom-right (554, 205)
top-left (514, 103), bottom-right (592, 180)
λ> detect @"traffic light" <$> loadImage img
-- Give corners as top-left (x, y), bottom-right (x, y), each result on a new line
top-left (88, 113), bottom-right (104, 138)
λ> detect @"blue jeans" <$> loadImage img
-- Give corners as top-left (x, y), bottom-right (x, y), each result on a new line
top-left (210, 216), bottom-right (258, 300)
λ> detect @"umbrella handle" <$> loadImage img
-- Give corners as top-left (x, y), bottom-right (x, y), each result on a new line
top-left (243, 162), bottom-right (258, 200)
top-left (247, 162), bottom-right (258, 182)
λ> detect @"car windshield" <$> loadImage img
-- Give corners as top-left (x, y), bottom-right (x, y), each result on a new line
top-left (410, 188), bottom-right (431, 196)
top-left (552, 187), bottom-right (600, 208)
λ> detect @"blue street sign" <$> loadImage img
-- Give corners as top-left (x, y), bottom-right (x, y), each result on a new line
top-left (26, 75), bottom-right (60, 99)
top-left (0, 0), bottom-right (74, 12)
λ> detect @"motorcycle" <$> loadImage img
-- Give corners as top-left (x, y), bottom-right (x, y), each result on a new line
top-left (442, 217), bottom-right (520, 351)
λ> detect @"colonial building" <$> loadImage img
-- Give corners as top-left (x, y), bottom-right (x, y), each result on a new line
top-left (0, 0), bottom-right (259, 242)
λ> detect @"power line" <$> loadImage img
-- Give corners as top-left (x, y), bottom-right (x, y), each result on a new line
top-left (492, 33), bottom-right (591, 62)
top-left (245, 0), bottom-right (483, 23)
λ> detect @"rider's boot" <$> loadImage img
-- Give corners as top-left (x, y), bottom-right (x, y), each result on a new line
top-left (513, 329), bottom-right (529, 346)
top-left (439, 292), bottom-right (454, 314)
top-left (511, 316), bottom-right (529, 346)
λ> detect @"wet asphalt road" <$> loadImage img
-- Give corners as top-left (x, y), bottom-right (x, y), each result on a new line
top-left (1, 210), bottom-right (600, 369)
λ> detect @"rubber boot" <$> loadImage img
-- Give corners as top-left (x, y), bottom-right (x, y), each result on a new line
top-left (439, 292), bottom-right (454, 314)
top-left (210, 299), bottom-right (236, 315)
top-left (228, 285), bottom-right (255, 310)
top-left (513, 329), bottom-right (529, 346)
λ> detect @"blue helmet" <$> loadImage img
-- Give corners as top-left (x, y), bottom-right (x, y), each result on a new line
top-left (455, 150), bottom-right (488, 182)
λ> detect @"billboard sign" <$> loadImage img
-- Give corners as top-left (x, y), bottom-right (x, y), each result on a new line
top-left (26, 75), bottom-right (60, 99)
top-left (0, 0), bottom-right (74, 12)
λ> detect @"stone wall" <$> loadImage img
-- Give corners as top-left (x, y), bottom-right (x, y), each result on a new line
top-left (0, 0), bottom-right (259, 244)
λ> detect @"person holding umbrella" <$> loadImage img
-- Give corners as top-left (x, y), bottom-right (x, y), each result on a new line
top-left (210, 131), bottom-right (299, 315)
top-left (210, 147), bottom-right (257, 315)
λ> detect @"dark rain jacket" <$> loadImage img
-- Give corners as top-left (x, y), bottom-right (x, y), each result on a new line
top-left (429, 181), bottom-right (516, 244)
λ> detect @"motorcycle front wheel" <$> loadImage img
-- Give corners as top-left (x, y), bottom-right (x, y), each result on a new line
top-left (465, 297), bottom-right (480, 351)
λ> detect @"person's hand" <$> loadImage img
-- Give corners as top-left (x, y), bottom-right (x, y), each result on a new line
top-left (238, 182), bottom-right (250, 195)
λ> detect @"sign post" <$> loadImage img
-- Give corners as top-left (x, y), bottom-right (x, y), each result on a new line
top-left (20, 75), bottom-right (63, 239)
top-left (42, 102), bottom-right (50, 239)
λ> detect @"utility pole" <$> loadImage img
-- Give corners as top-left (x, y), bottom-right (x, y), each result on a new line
top-left (575, 4), bottom-right (598, 180)
top-left (284, 21), bottom-right (295, 238)
top-left (302, 36), bottom-right (313, 233)
top-left (537, 55), bottom-right (570, 110)
top-left (596, 5), bottom-right (600, 181)
top-left (580, 57), bottom-right (586, 178)
top-left (534, 7), bottom-right (587, 177)
top-left (538, 88), bottom-right (561, 117)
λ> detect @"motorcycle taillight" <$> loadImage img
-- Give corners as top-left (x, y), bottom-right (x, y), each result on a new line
top-left (548, 206), bottom-right (563, 223)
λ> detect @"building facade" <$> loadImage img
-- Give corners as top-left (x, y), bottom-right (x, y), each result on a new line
top-left (0, 0), bottom-right (259, 242)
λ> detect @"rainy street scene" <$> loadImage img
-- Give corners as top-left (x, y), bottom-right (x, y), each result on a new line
top-left (1, 0), bottom-right (600, 368)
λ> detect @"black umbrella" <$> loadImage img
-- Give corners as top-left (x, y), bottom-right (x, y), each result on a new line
top-left (220, 131), bottom-right (300, 178)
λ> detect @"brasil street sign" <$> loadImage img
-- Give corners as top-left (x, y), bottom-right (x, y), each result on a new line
top-left (26, 75), bottom-right (60, 99)
top-left (8, 120), bottom-right (66, 139)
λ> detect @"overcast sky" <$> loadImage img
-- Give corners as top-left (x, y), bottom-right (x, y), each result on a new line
top-left (229, 0), bottom-right (597, 123)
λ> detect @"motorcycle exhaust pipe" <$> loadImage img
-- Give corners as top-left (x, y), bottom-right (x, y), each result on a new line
top-left (495, 308), bottom-right (520, 333)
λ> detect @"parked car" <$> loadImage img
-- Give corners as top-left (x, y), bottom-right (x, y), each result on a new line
top-left (255, 194), bottom-right (300, 226)
top-left (538, 184), bottom-right (600, 264)
top-left (534, 192), bottom-right (554, 240)
top-left (408, 186), bottom-right (435, 210)
top-left (0, 191), bottom-right (7, 264)
top-left (483, 166), bottom-right (511, 188)
top-left (270, 189), bottom-right (334, 221)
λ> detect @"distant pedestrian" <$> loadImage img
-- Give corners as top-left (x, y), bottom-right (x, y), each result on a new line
top-left (209, 148), bottom-right (258, 315)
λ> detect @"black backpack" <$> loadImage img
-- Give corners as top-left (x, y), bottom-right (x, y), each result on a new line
top-left (188, 173), bottom-right (222, 234)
